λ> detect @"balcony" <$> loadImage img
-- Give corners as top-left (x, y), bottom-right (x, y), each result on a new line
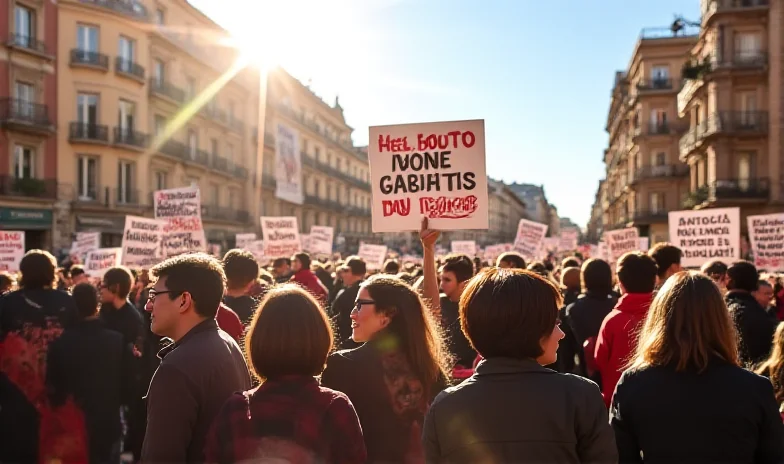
top-left (712, 51), bottom-right (768, 71)
top-left (113, 127), bottom-right (148, 150)
top-left (69, 49), bottom-right (109, 71)
top-left (636, 78), bottom-right (676, 93)
top-left (301, 153), bottom-right (372, 191)
top-left (712, 178), bottom-right (770, 201)
top-left (115, 57), bottom-right (145, 83)
top-left (211, 155), bottom-right (229, 173)
top-left (713, 111), bottom-right (768, 136)
top-left (633, 121), bottom-right (687, 139)
top-left (73, 186), bottom-right (109, 206)
top-left (0, 99), bottom-right (54, 134)
top-left (78, 0), bottom-right (150, 21)
top-left (159, 139), bottom-right (188, 160)
top-left (186, 149), bottom-right (210, 167)
top-left (115, 188), bottom-right (142, 207)
top-left (639, 26), bottom-right (700, 40)
top-left (149, 79), bottom-right (186, 104)
top-left (228, 117), bottom-right (244, 133)
top-left (261, 174), bottom-right (276, 189)
top-left (0, 176), bottom-right (57, 200)
top-left (6, 34), bottom-right (51, 58)
top-left (631, 209), bottom-right (669, 224)
top-left (69, 122), bottom-right (110, 144)
top-left (232, 165), bottom-right (249, 179)
top-left (703, 0), bottom-right (769, 26)
top-left (202, 106), bottom-right (227, 124)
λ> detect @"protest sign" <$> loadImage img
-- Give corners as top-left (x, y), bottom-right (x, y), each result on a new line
top-left (369, 119), bottom-right (488, 232)
top-left (668, 207), bottom-right (740, 268)
top-left (84, 248), bottom-right (122, 278)
top-left (639, 237), bottom-right (650, 252)
top-left (358, 242), bottom-right (388, 270)
top-left (603, 227), bottom-right (640, 264)
top-left (246, 240), bottom-right (266, 263)
top-left (513, 219), bottom-right (548, 258)
top-left (70, 232), bottom-right (100, 259)
top-left (597, 241), bottom-right (609, 261)
top-left (154, 187), bottom-right (206, 256)
top-left (484, 243), bottom-right (513, 263)
top-left (0, 231), bottom-right (24, 272)
top-left (275, 123), bottom-right (304, 204)
top-left (747, 213), bottom-right (784, 272)
top-left (260, 216), bottom-right (301, 259)
top-left (308, 225), bottom-right (334, 256)
top-left (236, 233), bottom-right (256, 250)
top-left (559, 228), bottom-right (579, 251)
top-left (451, 240), bottom-right (477, 256)
top-left (121, 216), bottom-right (165, 267)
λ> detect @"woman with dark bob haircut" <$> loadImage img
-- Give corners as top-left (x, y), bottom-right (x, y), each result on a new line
top-left (422, 267), bottom-right (617, 463)
top-left (205, 284), bottom-right (366, 464)
top-left (611, 272), bottom-right (784, 462)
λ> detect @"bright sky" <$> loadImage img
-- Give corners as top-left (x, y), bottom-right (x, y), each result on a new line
top-left (190, 0), bottom-right (700, 227)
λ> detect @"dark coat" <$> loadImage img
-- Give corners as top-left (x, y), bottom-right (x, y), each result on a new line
top-left (726, 291), bottom-right (777, 366)
top-left (422, 358), bottom-right (617, 463)
top-left (330, 281), bottom-right (361, 350)
top-left (611, 360), bottom-right (784, 463)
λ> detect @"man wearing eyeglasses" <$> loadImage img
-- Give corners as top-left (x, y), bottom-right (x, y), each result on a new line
top-left (141, 253), bottom-right (250, 464)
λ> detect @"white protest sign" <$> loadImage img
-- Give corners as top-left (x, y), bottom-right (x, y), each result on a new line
top-left (598, 241), bottom-right (609, 261)
top-left (308, 225), bottom-right (334, 256)
top-left (275, 123), bottom-right (304, 204)
top-left (121, 216), bottom-right (165, 268)
top-left (639, 237), bottom-right (650, 252)
top-left (668, 207), bottom-right (740, 268)
top-left (260, 216), bottom-right (301, 259)
top-left (747, 213), bottom-right (784, 272)
top-left (369, 119), bottom-right (488, 232)
top-left (451, 240), bottom-right (477, 256)
top-left (484, 243), bottom-right (513, 262)
top-left (70, 232), bottom-right (100, 258)
top-left (84, 248), bottom-right (122, 279)
top-left (603, 228), bottom-right (640, 264)
top-left (236, 233), bottom-right (256, 250)
top-left (513, 219), bottom-right (548, 258)
top-left (154, 187), bottom-right (207, 256)
top-left (247, 240), bottom-right (266, 263)
top-left (358, 243), bottom-right (388, 270)
top-left (0, 231), bottom-right (25, 272)
top-left (559, 229), bottom-right (579, 251)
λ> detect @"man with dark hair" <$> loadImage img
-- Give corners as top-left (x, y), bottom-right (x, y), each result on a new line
top-left (755, 280), bottom-right (776, 314)
top-left (561, 257), bottom-right (582, 270)
top-left (142, 253), bottom-right (250, 463)
top-left (290, 252), bottom-right (328, 302)
top-left (701, 260), bottom-right (729, 294)
top-left (0, 250), bottom-right (77, 463)
top-left (272, 257), bottom-right (293, 284)
top-left (222, 249), bottom-right (261, 325)
top-left (726, 260), bottom-right (776, 366)
top-left (382, 259), bottom-right (400, 275)
top-left (46, 282), bottom-right (132, 464)
top-left (440, 253), bottom-right (477, 369)
top-left (496, 252), bottom-right (526, 269)
top-left (70, 264), bottom-right (88, 286)
top-left (594, 252), bottom-right (657, 407)
top-left (331, 256), bottom-right (367, 349)
top-left (648, 242), bottom-right (683, 286)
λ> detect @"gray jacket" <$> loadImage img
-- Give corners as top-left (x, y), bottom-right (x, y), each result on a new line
top-left (141, 319), bottom-right (251, 463)
top-left (423, 357), bottom-right (617, 463)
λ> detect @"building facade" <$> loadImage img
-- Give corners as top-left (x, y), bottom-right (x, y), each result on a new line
top-left (602, 26), bottom-right (698, 244)
top-left (485, 178), bottom-right (528, 245)
top-left (0, 0), bottom-right (58, 249)
top-left (508, 182), bottom-right (552, 225)
top-left (678, 0), bottom-right (782, 235)
top-left (585, 179), bottom-right (606, 243)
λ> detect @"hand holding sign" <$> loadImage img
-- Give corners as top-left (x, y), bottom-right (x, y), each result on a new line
top-left (420, 216), bottom-right (440, 250)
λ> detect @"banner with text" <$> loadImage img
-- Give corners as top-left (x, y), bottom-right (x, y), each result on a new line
top-left (85, 248), bottom-right (122, 279)
top-left (308, 225), bottom-right (334, 256)
top-left (513, 219), bottom-right (548, 259)
top-left (236, 233), bottom-right (256, 250)
top-left (275, 123), bottom-right (304, 205)
top-left (121, 216), bottom-right (165, 268)
top-left (747, 213), bottom-right (784, 272)
top-left (261, 216), bottom-right (301, 259)
top-left (154, 187), bottom-right (206, 256)
top-left (451, 240), bottom-right (477, 256)
top-left (70, 232), bottom-right (100, 259)
top-left (358, 243), bottom-right (388, 270)
top-left (0, 231), bottom-right (24, 272)
top-left (369, 119), bottom-right (488, 232)
top-left (668, 207), bottom-right (740, 268)
top-left (559, 229), bottom-right (579, 251)
top-left (604, 228), bottom-right (640, 264)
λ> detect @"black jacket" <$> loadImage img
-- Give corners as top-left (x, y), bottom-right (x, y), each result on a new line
top-left (726, 291), bottom-right (777, 366)
top-left (440, 296), bottom-right (477, 368)
top-left (330, 281), bottom-right (361, 350)
top-left (423, 358), bottom-right (617, 463)
top-left (611, 360), bottom-right (784, 463)
top-left (567, 292), bottom-right (618, 380)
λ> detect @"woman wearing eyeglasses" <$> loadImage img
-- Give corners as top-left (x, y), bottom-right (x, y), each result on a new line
top-left (321, 274), bottom-right (450, 463)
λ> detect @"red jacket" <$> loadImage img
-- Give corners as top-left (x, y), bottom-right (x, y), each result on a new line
top-left (594, 292), bottom-right (652, 408)
top-left (216, 303), bottom-right (244, 343)
top-left (291, 269), bottom-right (328, 303)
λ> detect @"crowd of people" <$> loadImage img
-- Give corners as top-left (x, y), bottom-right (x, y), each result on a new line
top-left (1, 221), bottom-right (784, 463)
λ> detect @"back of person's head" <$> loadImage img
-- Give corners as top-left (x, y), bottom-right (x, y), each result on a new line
top-left (616, 252), bottom-right (657, 294)
top-left (561, 257), bottom-right (581, 270)
top-left (701, 260), bottom-right (728, 281)
top-left (726, 260), bottom-right (758, 293)
top-left (581, 258), bottom-right (613, 296)
top-left (222, 249), bottom-right (260, 291)
top-left (70, 264), bottom-right (85, 279)
top-left (150, 253), bottom-right (226, 319)
top-left (293, 252), bottom-right (312, 270)
top-left (72, 282), bottom-right (99, 319)
top-left (19, 250), bottom-right (58, 290)
top-left (245, 284), bottom-right (333, 381)
top-left (258, 269), bottom-right (274, 285)
top-left (362, 275), bottom-right (449, 388)
top-left (560, 267), bottom-right (581, 291)
top-left (648, 243), bottom-right (682, 279)
top-left (0, 271), bottom-right (16, 294)
top-left (441, 254), bottom-right (474, 283)
top-left (632, 271), bottom-right (739, 372)
top-left (103, 266), bottom-right (133, 299)
top-left (496, 252), bottom-right (526, 269)
top-left (460, 268), bottom-right (562, 362)
top-left (526, 261), bottom-right (550, 279)
top-left (383, 259), bottom-right (400, 275)
top-left (273, 257), bottom-right (291, 269)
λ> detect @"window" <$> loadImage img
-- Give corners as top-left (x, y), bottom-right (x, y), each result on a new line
top-left (15, 82), bottom-right (34, 118)
top-left (314, 179), bottom-right (321, 197)
top-left (118, 36), bottom-right (135, 70)
top-left (117, 161), bottom-right (134, 204)
top-left (210, 184), bottom-right (219, 205)
top-left (153, 59), bottom-right (165, 85)
top-left (118, 100), bottom-right (135, 131)
top-left (14, 145), bottom-right (34, 179)
top-left (735, 32), bottom-right (761, 61)
top-left (739, 91), bottom-right (758, 126)
top-left (154, 115), bottom-right (166, 136)
top-left (76, 24), bottom-right (98, 53)
top-left (155, 171), bottom-right (167, 190)
top-left (737, 152), bottom-right (752, 190)
top-left (229, 190), bottom-right (237, 209)
top-left (327, 184), bottom-right (333, 201)
top-left (649, 192), bottom-right (664, 213)
top-left (314, 147), bottom-right (320, 161)
top-left (14, 5), bottom-right (34, 43)
top-left (78, 156), bottom-right (98, 200)
top-left (651, 66), bottom-right (669, 84)
top-left (227, 143), bottom-right (234, 162)
top-left (188, 130), bottom-right (198, 158)
top-left (337, 158), bottom-right (342, 172)
top-left (77, 93), bottom-right (98, 123)
top-left (651, 109), bottom-right (667, 131)
top-left (211, 138), bottom-right (218, 156)
top-left (185, 77), bottom-right (196, 100)
top-left (155, 9), bottom-right (165, 25)
top-left (327, 152), bottom-right (333, 166)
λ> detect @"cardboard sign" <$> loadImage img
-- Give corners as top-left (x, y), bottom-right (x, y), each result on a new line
top-left (513, 219), bottom-right (548, 259)
top-left (70, 232), bottom-right (100, 259)
top-left (747, 213), bottom-right (784, 272)
top-left (260, 216), bottom-right (301, 259)
top-left (0, 231), bottom-right (25, 272)
top-left (121, 216), bottom-right (165, 268)
top-left (358, 243), bottom-right (388, 270)
top-left (308, 225), bottom-right (334, 256)
top-left (451, 240), bottom-right (477, 256)
top-left (369, 119), bottom-right (488, 232)
top-left (236, 233), bottom-right (256, 250)
top-left (275, 123), bottom-right (304, 205)
top-left (604, 228), bottom-right (640, 264)
top-left (84, 248), bottom-right (122, 279)
top-left (154, 187), bottom-right (207, 256)
top-left (668, 207), bottom-right (740, 268)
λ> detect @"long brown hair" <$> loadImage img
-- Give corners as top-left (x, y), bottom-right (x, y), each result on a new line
top-left (756, 322), bottom-right (784, 402)
top-left (362, 275), bottom-right (451, 389)
top-left (630, 271), bottom-right (739, 372)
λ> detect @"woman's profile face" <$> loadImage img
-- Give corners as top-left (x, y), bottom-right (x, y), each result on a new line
top-left (536, 322), bottom-right (565, 366)
top-left (351, 287), bottom-right (389, 343)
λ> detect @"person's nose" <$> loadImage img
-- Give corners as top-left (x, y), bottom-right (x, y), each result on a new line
top-left (144, 299), bottom-right (153, 313)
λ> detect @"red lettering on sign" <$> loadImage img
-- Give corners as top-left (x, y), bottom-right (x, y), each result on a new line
top-left (382, 198), bottom-right (411, 217)
top-left (377, 134), bottom-right (412, 153)
top-left (419, 195), bottom-right (478, 219)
